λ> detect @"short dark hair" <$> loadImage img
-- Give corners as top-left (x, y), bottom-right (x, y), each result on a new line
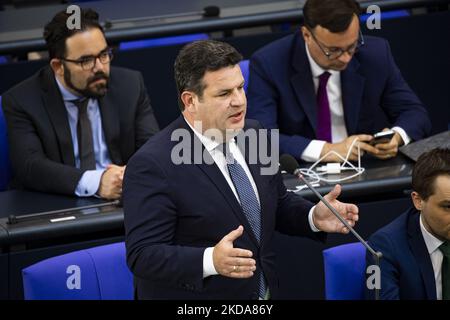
top-left (174, 40), bottom-right (243, 111)
top-left (44, 8), bottom-right (104, 59)
top-left (412, 148), bottom-right (450, 200)
top-left (303, 0), bottom-right (361, 33)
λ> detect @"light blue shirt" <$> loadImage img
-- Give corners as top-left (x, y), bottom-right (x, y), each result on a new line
top-left (55, 77), bottom-right (112, 197)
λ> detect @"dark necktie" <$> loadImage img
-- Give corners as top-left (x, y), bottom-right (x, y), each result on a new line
top-left (316, 71), bottom-right (332, 142)
top-left (221, 144), bottom-right (267, 299)
top-left (73, 99), bottom-right (96, 171)
top-left (439, 241), bottom-right (450, 300)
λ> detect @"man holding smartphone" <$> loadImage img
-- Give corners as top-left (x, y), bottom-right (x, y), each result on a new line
top-left (246, 0), bottom-right (431, 162)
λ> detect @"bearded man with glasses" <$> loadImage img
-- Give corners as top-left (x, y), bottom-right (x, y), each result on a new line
top-left (247, 0), bottom-right (431, 164)
top-left (3, 8), bottom-right (159, 199)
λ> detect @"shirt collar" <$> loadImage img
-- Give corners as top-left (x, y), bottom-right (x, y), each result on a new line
top-left (305, 42), bottom-right (340, 78)
top-left (420, 213), bottom-right (445, 255)
top-left (184, 118), bottom-right (221, 152)
top-left (55, 76), bottom-right (82, 102)
top-left (184, 118), bottom-right (237, 153)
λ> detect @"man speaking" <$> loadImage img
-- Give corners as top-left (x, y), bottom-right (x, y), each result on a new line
top-left (123, 40), bottom-right (359, 299)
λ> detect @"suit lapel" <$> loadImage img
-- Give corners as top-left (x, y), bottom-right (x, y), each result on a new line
top-left (341, 58), bottom-right (365, 135)
top-left (407, 210), bottom-right (437, 300)
top-left (196, 153), bottom-right (260, 247)
top-left (40, 67), bottom-right (75, 166)
top-left (179, 117), bottom-right (260, 247)
top-left (98, 92), bottom-right (122, 164)
top-left (290, 34), bottom-right (318, 134)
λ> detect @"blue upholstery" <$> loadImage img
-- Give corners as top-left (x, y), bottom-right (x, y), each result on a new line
top-left (323, 242), bottom-right (366, 300)
top-left (0, 96), bottom-right (11, 191)
top-left (360, 9), bottom-right (410, 23)
top-left (119, 33), bottom-right (209, 50)
top-left (22, 242), bottom-right (133, 300)
top-left (239, 59), bottom-right (249, 93)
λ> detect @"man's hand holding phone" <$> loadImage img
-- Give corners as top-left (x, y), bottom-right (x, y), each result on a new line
top-left (368, 128), bottom-right (404, 159)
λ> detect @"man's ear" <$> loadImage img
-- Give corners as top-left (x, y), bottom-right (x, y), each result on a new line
top-left (50, 58), bottom-right (64, 77)
top-left (301, 26), bottom-right (311, 43)
top-left (181, 91), bottom-right (196, 113)
top-left (411, 191), bottom-right (424, 211)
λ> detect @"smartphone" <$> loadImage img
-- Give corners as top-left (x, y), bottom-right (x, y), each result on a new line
top-left (370, 130), bottom-right (395, 145)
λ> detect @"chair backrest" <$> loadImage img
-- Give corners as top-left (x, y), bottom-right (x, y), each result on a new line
top-left (22, 242), bottom-right (133, 300)
top-left (239, 59), bottom-right (250, 93)
top-left (323, 242), bottom-right (366, 300)
top-left (0, 95), bottom-right (12, 191)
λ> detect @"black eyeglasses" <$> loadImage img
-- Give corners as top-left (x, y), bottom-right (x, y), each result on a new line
top-left (60, 48), bottom-right (113, 70)
top-left (309, 29), bottom-right (365, 60)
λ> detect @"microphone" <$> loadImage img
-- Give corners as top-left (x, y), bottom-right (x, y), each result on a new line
top-left (103, 6), bottom-right (220, 29)
top-left (279, 154), bottom-right (383, 300)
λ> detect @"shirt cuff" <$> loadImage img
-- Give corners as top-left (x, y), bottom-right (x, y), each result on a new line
top-left (308, 205), bottom-right (320, 232)
top-left (301, 140), bottom-right (327, 162)
top-left (203, 247), bottom-right (219, 278)
top-left (391, 126), bottom-right (411, 146)
top-left (75, 169), bottom-right (105, 197)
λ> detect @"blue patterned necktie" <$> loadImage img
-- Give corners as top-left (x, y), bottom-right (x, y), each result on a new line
top-left (221, 143), bottom-right (267, 299)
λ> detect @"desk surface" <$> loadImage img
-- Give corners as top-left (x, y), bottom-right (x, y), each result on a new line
top-left (283, 154), bottom-right (413, 200)
top-left (0, 191), bottom-right (123, 245)
top-left (0, 0), bottom-right (442, 54)
top-left (0, 154), bottom-right (414, 246)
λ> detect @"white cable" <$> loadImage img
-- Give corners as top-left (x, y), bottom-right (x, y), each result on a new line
top-left (299, 137), bottom-right (365, 185)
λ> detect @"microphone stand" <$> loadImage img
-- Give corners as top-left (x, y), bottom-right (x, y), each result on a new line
top-left (295, 170), bottom-right (382, 300)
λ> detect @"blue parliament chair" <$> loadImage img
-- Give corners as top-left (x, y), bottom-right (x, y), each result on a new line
top-left (22, 242), bottom-right (133, 300)
top-left (323, 242), bottom-right (366, 300)
top-left (0, 96), bottom-right (12, 191)
top-left (239, 59), bottom-right (249, 93)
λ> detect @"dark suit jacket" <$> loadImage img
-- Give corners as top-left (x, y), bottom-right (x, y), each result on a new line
top-left (123, 116), bottom-right (325, 299)
top-left (366, 208), bottom-right (437, 300)
top-left (247, 33), bottom-right (431, 159)
top-left (2, 66), bottom-right (159, 195)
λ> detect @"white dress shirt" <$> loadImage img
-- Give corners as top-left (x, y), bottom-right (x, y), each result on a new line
top-left (55, 77), bottom-right (111, 196)
top-left (301, 44), bottom-right (411, 162)
top-left (184, 119), bottom-right (319, 278)
top-left (420, 214), bottom-right (444, 300)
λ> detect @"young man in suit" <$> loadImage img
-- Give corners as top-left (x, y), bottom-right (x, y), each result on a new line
top-left (2, 9), bottom-right (159, 199)
top-left (367, 148), bottom-right (450, 299)
top-left (247, 0), bottom-right (431, 163)
top-left (123, 40), bottom-right (360, 299)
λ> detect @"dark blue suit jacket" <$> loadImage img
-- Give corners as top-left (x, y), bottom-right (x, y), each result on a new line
top-left (366, 208), bottom-right (437, 300)
top-left (123, 116), bottom-right (325, 299)
top-left (247, 33), bottom-right (431, 159)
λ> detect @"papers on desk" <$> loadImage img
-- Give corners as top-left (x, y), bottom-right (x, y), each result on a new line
top-left (50, 216), bottom-right (76, 223)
